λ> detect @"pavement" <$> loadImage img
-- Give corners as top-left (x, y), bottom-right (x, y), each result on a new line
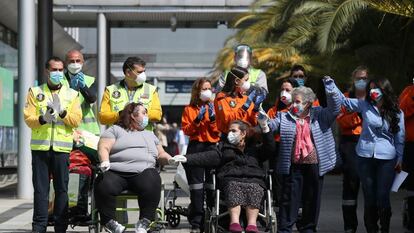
top-left (0, 166), bottom-right (408, 233)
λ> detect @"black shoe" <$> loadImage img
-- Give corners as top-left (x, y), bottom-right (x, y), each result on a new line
top-left (364, 206), bottom-right (379, 233)
top-left (343, 204), bottom-right (358, 233)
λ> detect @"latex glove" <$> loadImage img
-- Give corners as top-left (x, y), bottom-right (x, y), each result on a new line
top-left (43, 107), bottom-right (57, 123)
top-left (257, 108), bottom-right (270, 133)
top-left (168, 155), bottom-right (187, 166)
top-left (196, 105), bottom-right (206, 122)
top-left (322, 76), bottom-right (335, 93)
top-left (243, 89), bottom-right (256, 110)
top-left (76, 72), bottom-right (86, 89)
top-left (253, 93), bottom-right (266, 110)
top-left (207, 102), bottom-right (215, 121)
top-left (51, 93), bottom-right (64, 114)
top-left (70, 77), bottom-right (79, 89)
top-left (100, 160), bottom-right (110, 173)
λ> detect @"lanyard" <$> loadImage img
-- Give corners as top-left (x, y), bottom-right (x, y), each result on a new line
top-left (124, 82), bottom-right (137, 103)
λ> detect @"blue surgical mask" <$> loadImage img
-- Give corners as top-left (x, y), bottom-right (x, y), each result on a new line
top-left (139, 116), bottom-right (149, 129)
top-left (354, 79), bottom-right (367, 90)
top-left (49, 71), bottom-right (63, 85)
top-left (294, 78), bottom-right (305, 87)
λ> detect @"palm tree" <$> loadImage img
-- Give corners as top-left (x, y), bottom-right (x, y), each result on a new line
top-left (213, 0), bottom-right (414, 75)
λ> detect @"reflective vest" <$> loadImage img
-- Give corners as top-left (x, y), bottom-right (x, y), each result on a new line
top-left (62, 74), bottom-right (100, 135)
top-left (30, 84), bottom-right (79, 153)
top-left (224, 68), bottom-right (261, 84)
top-left (106, 81), bottom-right (156, 131)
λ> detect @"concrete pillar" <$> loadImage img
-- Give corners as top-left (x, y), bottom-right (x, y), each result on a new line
top-left (97, 13), bottom-right (109, 132)
top-left (18, 0), bottom-right (36, 199)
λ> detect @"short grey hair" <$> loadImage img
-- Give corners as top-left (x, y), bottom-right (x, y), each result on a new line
top-left (291, 86), bottom-right (316, 105)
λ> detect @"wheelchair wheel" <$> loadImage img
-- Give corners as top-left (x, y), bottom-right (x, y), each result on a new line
top-left (166, 208), bottom-right (180, 228)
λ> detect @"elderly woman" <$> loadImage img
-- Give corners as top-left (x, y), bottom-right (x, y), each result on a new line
top-left (94, 102), bottom-right (172, 233)
top-left (266, 77), bottom-right (341, 233)
top-left (170, 120), bottom-right (275, 233)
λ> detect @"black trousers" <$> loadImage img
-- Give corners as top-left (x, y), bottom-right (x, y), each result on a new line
top-left (277, 164), bottom-right (323, 233)
top-left (94, 168), bottom-right (161, 225)
top-left (269, 142), bottom-right (281, 207)
top-left (184, 140), bottom-right (216, 229)
top-left (32, 149), bottom-right (70, 233)
top-left (339, 139), bottom-right (360, 232)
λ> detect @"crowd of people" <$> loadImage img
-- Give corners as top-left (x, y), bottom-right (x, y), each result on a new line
top-left (23, 44), bottom-right (413, 233)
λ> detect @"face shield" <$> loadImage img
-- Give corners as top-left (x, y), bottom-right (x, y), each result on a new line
top-left (234, 45), bottom-right (252, 69)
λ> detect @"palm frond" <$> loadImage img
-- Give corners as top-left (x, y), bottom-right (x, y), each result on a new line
top-left (317, 0), bottom-right (368, 53)
top-left (366, 0), bottom-right (414, 18)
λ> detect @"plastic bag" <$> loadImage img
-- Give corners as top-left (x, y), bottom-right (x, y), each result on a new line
top-left (174, 163), bottom-right (190, 196)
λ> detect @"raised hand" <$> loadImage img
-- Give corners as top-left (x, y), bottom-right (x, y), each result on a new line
top-left (207, 102), bottom-right (215, 121)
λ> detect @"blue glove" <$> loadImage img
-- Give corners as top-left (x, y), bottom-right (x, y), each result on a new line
top-left (76, 72), bottom-right (86, 89)
top-left (253, 93), bottom-right (266, 110)
top-left (70, 77), bottom-right (79, 89)
top-left (196, 105), bottom-right (206, 122)
top-left (207, 102), bottom-right (215, 122)
top-left (243, 90), bottom-right (256, 111)
top-left (322, 76), bottom-right (335, 93)
top-left (70, 72), bottom-right (85, 90)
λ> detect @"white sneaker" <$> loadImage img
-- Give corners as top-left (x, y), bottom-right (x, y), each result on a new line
top-left (104, 219), bottom-right (126, 233)
top-left (135, 218), bottom-right (151, 233)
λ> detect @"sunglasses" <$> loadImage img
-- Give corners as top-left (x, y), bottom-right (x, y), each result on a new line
top-left (292, 75), bottom-right (305, 78)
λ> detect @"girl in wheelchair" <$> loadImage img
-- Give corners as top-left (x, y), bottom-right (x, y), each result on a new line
top-left (170, 119), bottom-right (275, 233)
top-left (94, 102), bottom-right (173, 233)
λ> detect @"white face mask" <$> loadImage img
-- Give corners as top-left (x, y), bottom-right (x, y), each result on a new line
top-left (241, 81), bottom-right (251, 92)
top-left (227, 131), bottom-right (241, 145)
top-left (236, 58), bottom-right (250, 69)
top-left (67, 63), bottom-right (83, 74)
top-left (200, 90), bottom-right (212, 102)
top-left (136, 72), bottom-right (147, 84)
top-left (280, 90), bottom-right (292, 105)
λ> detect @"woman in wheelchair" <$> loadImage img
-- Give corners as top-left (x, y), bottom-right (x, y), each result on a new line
top-left (170, 119), bottom-right (275, 233)
top-left (95, 102), bottom-right (172, 233)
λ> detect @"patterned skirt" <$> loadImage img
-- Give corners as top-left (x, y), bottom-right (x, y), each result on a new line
top-left (224, 181), bottom-right (264, 209)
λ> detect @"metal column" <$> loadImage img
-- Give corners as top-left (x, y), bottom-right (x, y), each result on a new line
top-left (37, 0), bottom-right (53, 85)
top-left (18, 0), bottom-right (36, 199)
top-left (97, 13), bottom-right (109, 132)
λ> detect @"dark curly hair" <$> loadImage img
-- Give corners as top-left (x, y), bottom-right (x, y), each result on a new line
top-left (116, 102), bottom-right (147, 130)
top-left (365, 78), bottom-right (400, 134)
top-left (221, 66), bottom-right (249, 94)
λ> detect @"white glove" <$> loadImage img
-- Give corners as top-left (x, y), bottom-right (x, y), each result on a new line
top-left (100, 160), bottom-right (110, 173)
top-left (51, 93), bottom-right (63, 114)
top-left (257, 108), bottom-right (270, 133)
top-left (43, 108), bottom-right (57, 123)
top-left (168, 155), bottom-right (187, 166)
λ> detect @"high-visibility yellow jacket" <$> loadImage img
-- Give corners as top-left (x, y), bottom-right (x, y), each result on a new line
top-left (99, 80), bottom-right (162, 130)
top-left (24, 83), bottom-right (82, 153)
top-left (62, 74), bottom-right (100, 135)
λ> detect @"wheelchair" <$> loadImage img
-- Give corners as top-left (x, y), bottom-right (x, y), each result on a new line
top-left (164, 180), bottom-right (190, 228)
top-left (88, 179), bottom-right (168, 233)
top-left (205, 170), bottom-right (277, 233)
